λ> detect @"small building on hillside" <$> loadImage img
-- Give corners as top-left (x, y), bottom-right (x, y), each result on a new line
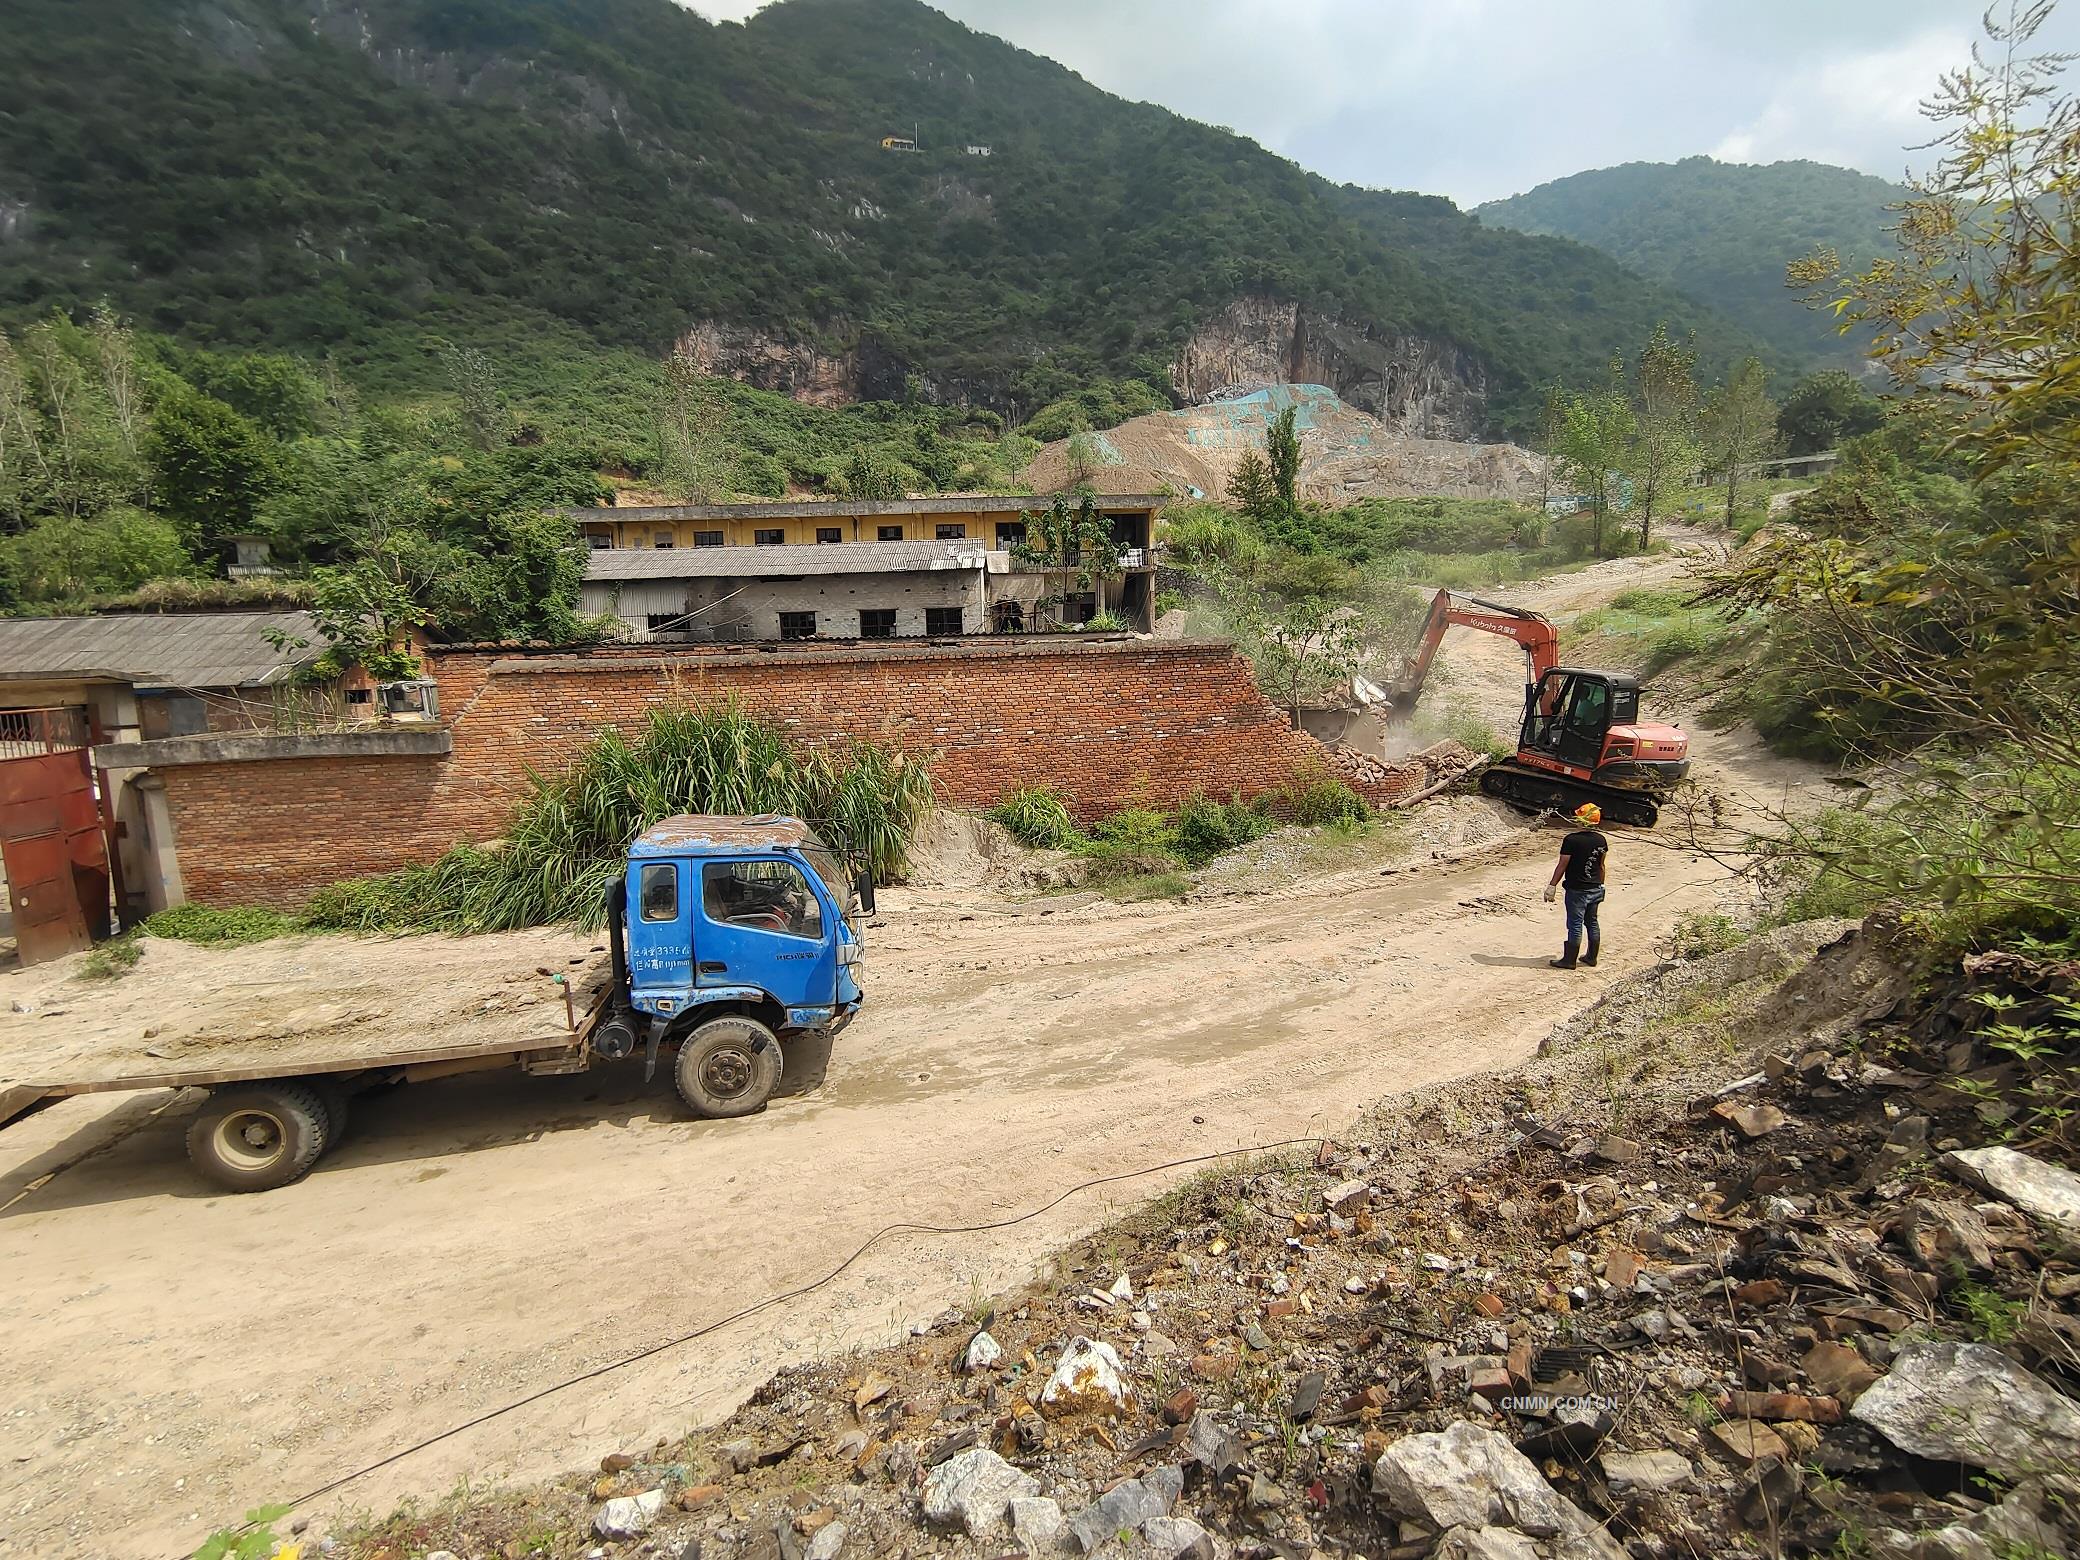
top-left (573, 495), bottom-right (1163, 642)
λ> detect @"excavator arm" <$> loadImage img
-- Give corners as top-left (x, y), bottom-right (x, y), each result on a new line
top-left (1385, 589), bottom-right (1560, 720)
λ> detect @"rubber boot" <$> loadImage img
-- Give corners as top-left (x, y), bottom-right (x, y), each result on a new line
top-left (1581, 938), bottom-right (1600, 968)
top-left (1549, 939), bottom-right (1579, 970)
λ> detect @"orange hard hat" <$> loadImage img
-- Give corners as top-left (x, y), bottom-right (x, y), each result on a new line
top-left (1574, 802), bottom-right (1602, 825)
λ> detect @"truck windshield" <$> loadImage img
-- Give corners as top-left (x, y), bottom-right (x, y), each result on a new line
top-left (800, 846), bottom-right (854, 909)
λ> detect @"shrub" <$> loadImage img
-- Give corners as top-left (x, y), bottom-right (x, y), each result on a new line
top-left (989, 787), bottom-right (1082, 850)
top-left (305, 704), bottom-right (933, 932)
top-left (1172, 792), bottom-right (1274, 866)
top-left (139, 903), bottom-right (302, 945)
top-left (1670, 910), bottom-right (1747, 959)
top-left (1267, 776), bottom-right (1372, 828)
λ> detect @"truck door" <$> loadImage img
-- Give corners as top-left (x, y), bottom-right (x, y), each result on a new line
top-left (695, 857), bottom-right (838, 1009)
top-left (1557, 677), bottom-right (1613, 771)
top-left (627, 858), bottom-right (695, 1000)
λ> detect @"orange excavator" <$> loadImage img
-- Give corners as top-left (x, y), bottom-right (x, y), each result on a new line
top-left (1386, 589), bottom-right (1691, 826)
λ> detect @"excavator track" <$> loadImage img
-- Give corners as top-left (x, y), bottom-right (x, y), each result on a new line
top-left (1478, 762), bottom-right (1660, 827)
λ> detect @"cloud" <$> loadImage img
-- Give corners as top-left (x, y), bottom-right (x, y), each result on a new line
top-left (1710, 28), bottom-right (1970, 174)
top-left (675, 1), bottom-right (2080, 205)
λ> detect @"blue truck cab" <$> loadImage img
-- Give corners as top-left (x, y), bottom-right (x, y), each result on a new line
top-left (597, 814), bottom-right (868, 1119)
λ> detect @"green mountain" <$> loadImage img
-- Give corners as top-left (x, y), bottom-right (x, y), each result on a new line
top-left (1475, 156), bottom-right (1906, 368)
top-left (0, 0), bottom-right (1762, 436)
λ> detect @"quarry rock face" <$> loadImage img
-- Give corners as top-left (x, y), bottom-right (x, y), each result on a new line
top-left (1171, 294), bottom-right (1488, 439)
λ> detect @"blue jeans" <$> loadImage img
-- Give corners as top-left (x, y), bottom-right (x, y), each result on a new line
top-left (1565, 886), bottom-right (1605, 943)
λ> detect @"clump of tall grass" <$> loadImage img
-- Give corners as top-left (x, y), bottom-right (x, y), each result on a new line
top-left (989, 786), bottom-right (1083, 850)
top-left (306, 704), bottom-right (934, 933)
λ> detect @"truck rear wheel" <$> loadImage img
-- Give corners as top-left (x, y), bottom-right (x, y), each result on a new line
top-left (186, 1081), bottom-right (329, 1192)
top-left (675, 1016), bottom-right (781, 1119)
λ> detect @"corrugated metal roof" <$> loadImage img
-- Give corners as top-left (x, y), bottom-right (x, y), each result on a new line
top-left (570, 492), bottom-right (1166, 522)
top-left (0, 612), bottom-right (324, 691)
top-left (585, 540), bottom-right (989, 581)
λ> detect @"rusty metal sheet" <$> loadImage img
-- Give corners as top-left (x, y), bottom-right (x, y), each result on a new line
top-left (630, 813), bottom-right (828, 854)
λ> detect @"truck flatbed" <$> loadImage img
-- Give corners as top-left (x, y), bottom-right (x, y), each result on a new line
top-left (0, 928), bottom-right (614, 1126)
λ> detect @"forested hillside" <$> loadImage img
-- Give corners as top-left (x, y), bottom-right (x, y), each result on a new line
top-left (0, 0), bottom-right (1758, 434)
top-left (1476, 157), bottom-right (1904, 368)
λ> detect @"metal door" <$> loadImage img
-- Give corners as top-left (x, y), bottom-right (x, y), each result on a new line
top-left (4, 831), bottom-right (90, 963)
top-left (0, 708), bottom-right (111, 964)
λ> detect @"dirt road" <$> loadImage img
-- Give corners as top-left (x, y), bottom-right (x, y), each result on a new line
top-left (0, 551), bottom-right (1814, 1559)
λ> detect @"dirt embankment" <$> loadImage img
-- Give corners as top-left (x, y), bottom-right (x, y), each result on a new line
top-left (1022, 385), bottom-right (1539, 504)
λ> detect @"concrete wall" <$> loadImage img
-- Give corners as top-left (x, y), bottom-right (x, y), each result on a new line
top-left (133, 639), bottom-right (1400, 910)
top-left (583, 570), bottom-right (987, 641)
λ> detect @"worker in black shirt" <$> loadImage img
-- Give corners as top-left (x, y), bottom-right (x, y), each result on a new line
top-left (1541, 802), bottom-right (1608, 970)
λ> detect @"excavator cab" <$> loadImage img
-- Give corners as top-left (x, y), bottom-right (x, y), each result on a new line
top-left (1520, 669), bottom-right (1636, 769)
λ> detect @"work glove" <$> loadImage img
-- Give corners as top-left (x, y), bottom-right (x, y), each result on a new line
top-left (1543, 884), bottom-right (1558, 903)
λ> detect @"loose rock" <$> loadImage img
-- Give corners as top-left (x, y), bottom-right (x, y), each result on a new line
top-left (1041, 1336), bottom-right (1134, 1417)
top-left (1942, 1146), bottom-right (2080, 1242)
top-left (1850, 1341), bottom-right (2080, 1479)
top-left (1597, 1449), bottom-right (1693, 1496)
top-left (921, 1447), bottom-right (1039, 1537)
top-left (594, 1489), bottom-right (664, 1540)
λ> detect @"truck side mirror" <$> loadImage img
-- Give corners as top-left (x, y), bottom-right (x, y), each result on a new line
top-left (854, 873), bottom-right (876, 917)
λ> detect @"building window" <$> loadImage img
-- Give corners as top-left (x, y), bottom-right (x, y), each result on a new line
top-left (344, 687), bottom-right (373, 705)
top-left (992, 601), bottom-right (1025, 633)
top-left (639, 863), bottom-right (679, 922)
top-left (995, 521), bottom-right (1026, 546)
top-left (693, 530), bottom-right (724, 547)
top-left (755, 528), bottom-right (786, 546)
top-left (859, 608), bottom-right (897, 639)
top-left (935, 522), bottom-right (967, 540)
top-left (646, 613), bottom-right (687, 635)
top-left (653, 532), bottom-right (675, 549)
top-left (816, 527), bottom-right (843, 544)
top-left (925, 606), bottom-right (964, 637)
top-left (588, 532), bottom-right (613, 550)
top-left (877, 524), bottom-right (903, 541)
top-left (1063, 592), bottom-right (1097, 625)
top-left (779, 611), bottom-right (817, 640)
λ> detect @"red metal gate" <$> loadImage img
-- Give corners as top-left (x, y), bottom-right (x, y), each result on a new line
top-left (0, 708), bottom-right (112, 965)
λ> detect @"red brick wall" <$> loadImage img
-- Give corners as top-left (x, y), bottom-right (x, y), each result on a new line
top-left (155, 639), bottom-right (1348, 908)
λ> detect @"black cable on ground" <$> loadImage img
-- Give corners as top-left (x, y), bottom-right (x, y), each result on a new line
top-left (203, 1133), bottom-right (1324, 1551)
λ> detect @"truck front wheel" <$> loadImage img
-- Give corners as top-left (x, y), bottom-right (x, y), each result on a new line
top-left (186, 1081), bottom-right (329, 1192)
top-left (675, 1017), bottom-right (781, 1119)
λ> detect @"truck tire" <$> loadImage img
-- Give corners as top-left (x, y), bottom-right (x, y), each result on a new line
top-left (675, 1016), bottom-right (781, 1120)
top-left (302, 1077), bottom-right (351, 1146)
top-left (186, 1081), bottom-right (330, 1192)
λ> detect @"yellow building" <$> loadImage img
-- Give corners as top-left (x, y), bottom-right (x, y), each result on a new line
top-left (572, 495), bottom-right (1164, 642)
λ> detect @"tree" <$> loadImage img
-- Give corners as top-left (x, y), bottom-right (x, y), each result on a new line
top-left (1553, 380), bottom-right (1636, 555)
top-left (146, 387), bottom-right (278, 566)
top-left (1719, 0), bottom-right (2080, 937)
top-left (1264, 404), bottom-right (1302, 519)
top-left (655, 351), bottom-right (729, 502)
top-left (1226, 448), bottom-right (1276, 522)
top-left (1774, 371), bottom-right (1884, 455)
top-left (1064, 428), bottom-right (1104, 486)
top-left (1533, 381), bottom-right (1566, 517)
top-left (834, 445), bottom-right (905, 500)
top-left (1012, 492), bottom-right (1122, 628)
top-left (1699, 357), bottom-right (1779, 529)
top-left (443, 345), bottom-right (507, 452)
top-left (0, 507), bottom-right (190, 605)
top-left (1208, 561), bottom-right (1369, 727)
top-left (1622, 324), bottom-right (1699, 549)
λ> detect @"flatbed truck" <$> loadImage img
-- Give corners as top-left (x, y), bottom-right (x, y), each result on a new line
top-left (0, 815), bottom-right (870, 1191)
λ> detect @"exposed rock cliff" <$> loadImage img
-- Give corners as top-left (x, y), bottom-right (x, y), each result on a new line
top-left (672, 321), bottom-right (902, 408)
top-left (1172, 297), bottom-right (1487, 440)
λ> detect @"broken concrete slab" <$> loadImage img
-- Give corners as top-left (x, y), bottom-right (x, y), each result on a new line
top-left (1850, 1342), bottom-right (2080, 1479)
top-left (1138, 1515), bottom-right (1215, 1559)
top-left (1942, 1146), bottom-right (2080, 1244)
top-left (921, 1447), bottom-right (1039, 1536)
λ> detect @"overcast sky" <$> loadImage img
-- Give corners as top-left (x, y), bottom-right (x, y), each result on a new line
top-left (681, 0), bottom-right (2080, 206)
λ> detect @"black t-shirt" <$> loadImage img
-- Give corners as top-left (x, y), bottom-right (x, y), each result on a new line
top-left (1560, 829), bottom-right (1607, 889)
